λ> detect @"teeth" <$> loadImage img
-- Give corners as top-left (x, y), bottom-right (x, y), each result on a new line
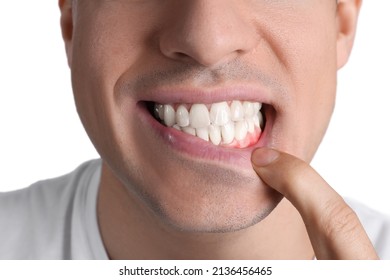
top-left (242, 101), bottom-right (254, 118)
top-left (260, 113), bottom-right (265, 129)
top-left (208, 125), bottom-right (222, 145)
top-left (210, 102), bottom-right (231, 126)
top-left (246, 118), bottom-right (255, 134)
top-left (154, 104), bottom-right (164, 120)
top-left (173, 124), bottom-right (181, 130)
top-left (189, 104), bottom-right (211, 128)
top-left (196, 127), bottom-right (209, 141)
top-left (253, 102), bottom-right (262, 113)
top-left (163, 105), bottom-right (176, 127)
top-left (182, 126), bottom-right (196, 136)
top-left (256, 111), bottom-right (264, 129)
top-left (176, 105), bottom-right (190, 127)
top-left (221, 121), bottom-right (235, 144)
top-left (154, 100), bottom-right (264, 147)
top-left (235, 120), bottom-right (248, 141)
top-left (230, 101), bottom-right (244, 121)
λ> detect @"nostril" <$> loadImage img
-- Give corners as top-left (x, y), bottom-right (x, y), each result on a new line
top-left (175, 52), bottom-right (190, 59)
top-left (166, 50), bottom-right (200, 65)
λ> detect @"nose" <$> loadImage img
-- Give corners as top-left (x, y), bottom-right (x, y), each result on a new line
top-left (159, 0), bottom-right (260, 67)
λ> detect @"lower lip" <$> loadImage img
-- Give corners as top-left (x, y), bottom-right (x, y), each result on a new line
top-left (137, 103), bottom-right (271, 169)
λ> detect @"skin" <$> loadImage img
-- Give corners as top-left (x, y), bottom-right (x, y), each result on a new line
top-left (59, 0), bottom-right (378, 259)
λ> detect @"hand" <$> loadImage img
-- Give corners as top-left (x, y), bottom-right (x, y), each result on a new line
top-left (251, 148), bottom-right (379, 260)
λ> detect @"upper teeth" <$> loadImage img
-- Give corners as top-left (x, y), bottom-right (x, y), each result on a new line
top-left (154, 100), bottom-right (264, 146)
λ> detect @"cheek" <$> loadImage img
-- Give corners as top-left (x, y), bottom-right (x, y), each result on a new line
top-left (266, 16), bottom-right (338, 160)
top-left (70, 12), bottom-right (152, 159)
top-left (295, 37), bottom-right (337, 159)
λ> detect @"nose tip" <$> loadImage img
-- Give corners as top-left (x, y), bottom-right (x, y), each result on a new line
top-left (161, 33), bottom-right (245, 67)
top-left (159, 1), bottom-right (259, 67)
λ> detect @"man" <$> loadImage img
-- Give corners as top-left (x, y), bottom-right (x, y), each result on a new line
top-left (0, 0), bottom-right (389, 259)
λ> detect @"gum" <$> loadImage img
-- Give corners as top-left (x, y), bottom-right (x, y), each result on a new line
top-left (221, 128), bottom-right (261, 149)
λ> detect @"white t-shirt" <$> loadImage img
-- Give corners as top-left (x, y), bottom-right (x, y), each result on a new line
top-left (1, 159), bottom-right (389, 260)
top-left (0, 160), bottom-right (107, 259)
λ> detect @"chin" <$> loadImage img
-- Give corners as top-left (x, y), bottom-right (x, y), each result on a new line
top-left (153, 191), bottom-right (282, 233)
top-left (124, 161), bottom-right (283, 233)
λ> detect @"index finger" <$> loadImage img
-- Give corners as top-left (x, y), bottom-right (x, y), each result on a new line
top-left (251, 148), bottom-right (378, 260)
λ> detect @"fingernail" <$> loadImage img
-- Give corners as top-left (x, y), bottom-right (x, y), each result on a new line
top-left (251, 148), bottom-right (280, 167)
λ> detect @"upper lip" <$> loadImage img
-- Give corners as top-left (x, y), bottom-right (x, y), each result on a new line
top-left (136, 84), bottom-right (276, 107)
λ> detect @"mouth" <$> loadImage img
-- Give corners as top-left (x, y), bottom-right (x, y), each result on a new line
top-left (147, 100), bottom-right (265, 149)
top-left (132, 84), bottom-right (279, 166)
top-left (134, 85), bottom-right (276, 167)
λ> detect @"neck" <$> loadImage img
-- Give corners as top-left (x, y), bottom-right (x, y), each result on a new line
top-left (97, 164), bottom-right (314, 260)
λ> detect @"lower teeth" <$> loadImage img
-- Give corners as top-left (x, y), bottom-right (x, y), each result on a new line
top-left (153, 101), bottom-right (264, 148)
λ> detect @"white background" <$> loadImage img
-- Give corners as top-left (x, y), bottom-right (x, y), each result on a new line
top-left (0, 260), bottom-right (389, 280)
top-left (0, 1), bottom-right (389, 215)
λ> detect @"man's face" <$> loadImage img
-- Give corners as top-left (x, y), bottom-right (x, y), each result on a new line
top-left (63, 0), bottom-right (351, 232)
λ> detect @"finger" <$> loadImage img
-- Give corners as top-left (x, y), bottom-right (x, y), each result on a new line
top-left (251, 147), bottom-right (378, 260)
